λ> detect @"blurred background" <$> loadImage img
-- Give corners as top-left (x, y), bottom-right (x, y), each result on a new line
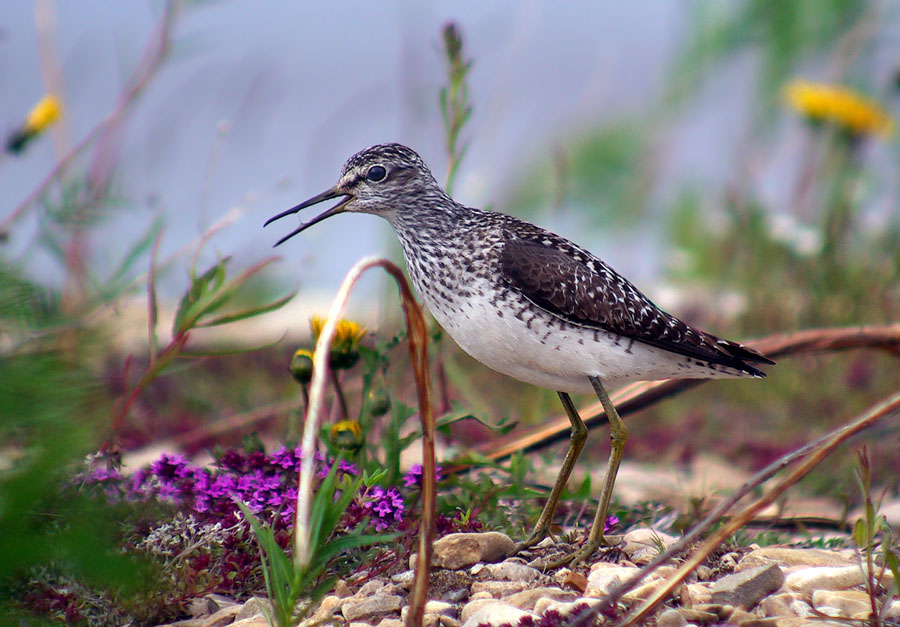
top-left (3, 0), bottom-right (900, 578)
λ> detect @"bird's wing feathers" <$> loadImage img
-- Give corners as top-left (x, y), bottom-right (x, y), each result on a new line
top-left (499, 231), bottom-right (772, 374)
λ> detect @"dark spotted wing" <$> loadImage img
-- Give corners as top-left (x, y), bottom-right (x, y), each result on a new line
top-left (499, 231), bottom-right (773, 375)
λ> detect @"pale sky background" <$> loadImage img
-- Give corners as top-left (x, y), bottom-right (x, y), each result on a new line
top-left (2, 1), bottom-right (897, 323)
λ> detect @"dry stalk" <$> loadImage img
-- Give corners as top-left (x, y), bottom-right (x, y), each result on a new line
top-left (562, 390), bottom-right (900, 627)
top-left (292, 256), bottom-right (434, 627)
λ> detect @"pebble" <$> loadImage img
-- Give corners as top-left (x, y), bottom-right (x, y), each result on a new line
top-left (503, 587), bottom-right (577, 611)
top-left (234, 597), bottom-right (270, 621)
top-left (230, 618), bottom-right (268, 627)
top-left (391, 570), bottom-right (416, 587)
top-left (341, 595), bottom-right (403, 622)
top-left (377, 619), bottom-right (403, 627)
top-left (684, 582), bottom-right (713, 605)
top-left (758, 593), bottom-right (803, 618)
top-left (656, 608), bottom-right (687, 627)
top-left (785, 565), bottom-right (864, 594)
top-left (460, 602), bottom-right (535, 627)
top-left (334, 579), bottom-right (353, 598)
top-left (811, 589), bottom-right (872, 617)
top-left (357, 579), bottom-right (387, 596)
top-left (460, 598), bottom-right (501, 623)
top-left (533, 597), bottom-right (602, 617)
top-left (710, 563), bottom-right (785, 609)
top-left (585, 563), bottom-right (641, 596)
top-left (620, 528), bottom-right (678, 564)
top-left (469, 580), bottom-right (530, 597)
top-left (310, 594), bottom-right (344, 622)
top-left (431, 532), bottom-right (515, 569)
top-left (737, 547), bottom-right (853, 570)
top-left (200, 605), bottom-right (240, 627)
top-left (477, 561), bottom-right (541, 582)
top-left (676, 607), bottom-right (718, 624)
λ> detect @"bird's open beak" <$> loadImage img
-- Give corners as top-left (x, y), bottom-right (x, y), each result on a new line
top-left (264, 187), bottom-right (354, 247)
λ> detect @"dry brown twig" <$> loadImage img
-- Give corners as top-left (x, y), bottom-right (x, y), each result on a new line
top-left (560, 389), bottom-right (900, 627)
top-left (293, 256), bottom-right (435, 627)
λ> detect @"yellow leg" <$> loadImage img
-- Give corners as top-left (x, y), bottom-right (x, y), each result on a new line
top-left (550, 375), bottom-right (627, 567)
top-left (514, 392), bottom-right (588, 553)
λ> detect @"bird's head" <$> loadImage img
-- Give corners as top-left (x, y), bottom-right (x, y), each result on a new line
top-left (265, 143), bottom-right (441, 246)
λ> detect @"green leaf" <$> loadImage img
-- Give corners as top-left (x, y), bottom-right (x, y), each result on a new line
top-left (195, 289), bottom-right (296, 327)
top-left (853, 518), bottom-right (867, 548)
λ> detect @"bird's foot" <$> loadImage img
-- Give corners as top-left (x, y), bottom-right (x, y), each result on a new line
top-left (511, 530), bottom-right (550, 556)
top-left (540, 534), bottom-right (623, 570)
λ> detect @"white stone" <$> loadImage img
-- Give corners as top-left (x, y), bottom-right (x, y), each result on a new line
top-left (460, 603), bottom-right (535, 627)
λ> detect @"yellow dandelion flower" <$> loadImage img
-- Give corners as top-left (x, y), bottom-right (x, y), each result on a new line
top-left (308, 315), bottom-right (366, 370)
top-left (6, 94), bottom-right (64, 155)
top-left (330, 419), bottom-right (364, 452)
top-left (784, 80), bottom-right (895, 138)
top-left (25, 95), bottom-right (62, 134)
top-left (289, 348), bottom-right (314, 384)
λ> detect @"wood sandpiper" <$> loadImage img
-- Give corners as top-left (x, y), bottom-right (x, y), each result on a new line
top-left (265, 143), bottom-right (774, 565)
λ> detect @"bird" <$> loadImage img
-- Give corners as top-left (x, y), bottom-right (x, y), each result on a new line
top-left (265, 143), bottom-right (774, 566)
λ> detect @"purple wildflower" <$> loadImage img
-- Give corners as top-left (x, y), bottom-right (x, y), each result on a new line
top-left (362, 486), bottom-right (404, 531)
top-left (604, 515), bottom-right (620, 534)
top-left (402, 464), bottom-right (443, 488)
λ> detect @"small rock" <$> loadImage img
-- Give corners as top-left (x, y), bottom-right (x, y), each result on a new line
top-left (311, 595), bottom-right (344, 621)
top-left (728, 608), bottom-right (755, 623)
top-left (200, 605), bottom-right (240, 627)
top-left (811, 589), bottom-right (872, 617)
top-left (711, 563), bottom-right (785, 609)
top-left (785, 565), bottom-right (863, 594)
top-left (357, 578), bottom-right (388, 596)
top-left (460, 603), bottom-right (535, 627)
top-left (693, 603), bottom-right (733, 620)
top-left (504, 587), bottom-right (577, 611)
top-left (585, 564), bottom-right (641, 597)
top-left (391, 570), bottom-right (416, 587)
top-left (657, 608), bottom-right (687, 627)
top-left (461, 599), bottom-right (503, 623)
top-left (432, 532), bottom-right (516, 569)
top-left (737, 548), bottom-right (853, 571)
top-left (341, 595), bottom-right (402, 622)
top-left (205, 594), bottom-right (238, 612)
top-left (535, 598), bottom-right (602, 618)
top-left (444, 588), bottom-right (469, 603)
top-left (676, 608), bottom-right (718, 624)
top-left (377, 619), bottom-right (404, 627)
top-left (621, 528), bottom-right (678, 564)
top-left (684, 582), bottom-right (713, 605)
top-left (695, 566), bottom-right (712, 581)
top-left (425, 600), bottom-right (456, 616)
top-left (470, 580), bottom-right (529, 597)
top-left (231, 618), bottom-right (269, 627)
top-left (469, 591), bottom-right (493, 601)
top-left (479, 561), bottom-right (541, 582)
top-left (334, 579), bottom-right (353, 598)
top-left (188, 597), bottom-right (214, 618)
top-left (789, 599), bottom-right (813, 618)
top-left (758, 593), bottom-right (804, 618)
top-left (563, 570), bottom-right (588, 593)
top-left (720, 552), bottom-right (739, 570)
top-left (736, 619), bottom-right (785, 627)
top-left (235, 597), bottom-right (271, 621)
top-left (622, 579), bottom-right (670, 602)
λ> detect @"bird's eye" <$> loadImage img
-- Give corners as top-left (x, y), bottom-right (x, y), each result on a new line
top-left (366, 165), bottom-right (387, 182)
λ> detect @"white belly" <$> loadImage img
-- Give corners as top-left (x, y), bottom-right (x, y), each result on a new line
top-left (415, 278), bottom-right (740, 395)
